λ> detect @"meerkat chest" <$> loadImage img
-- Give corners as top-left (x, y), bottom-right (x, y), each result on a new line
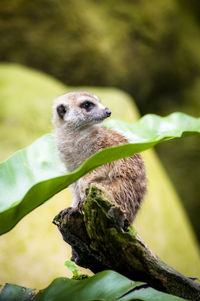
top-left (57, 129), bottom-right (98, 172)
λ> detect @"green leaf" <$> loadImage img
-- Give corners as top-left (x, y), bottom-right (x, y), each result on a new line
top-left (0, 283), bottom-right (36, 301)
top-left (0, 113), bottom-right (199, 235)
top-left (33, 270), bottom-right (187, 301)
top-left (0, 271), bottom-right (190, 301)
top-left (105, 112), bottom-right (200, 142)
top-left (118, 287), bottom-right (188, 301)
top-left (64, 260), bottom-right (80, 277)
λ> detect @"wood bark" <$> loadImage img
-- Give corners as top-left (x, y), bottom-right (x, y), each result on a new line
top-left (53, 185), bottom-right (200, 301)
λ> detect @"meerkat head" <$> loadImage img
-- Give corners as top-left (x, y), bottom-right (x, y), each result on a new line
top-left (52, 91), bottom-right (111, 129)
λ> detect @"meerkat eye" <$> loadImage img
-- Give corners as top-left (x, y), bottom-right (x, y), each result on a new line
top-left (57, 104), bottom-right (67, 119)
top-left (80, 101), bottom-right (95, 111)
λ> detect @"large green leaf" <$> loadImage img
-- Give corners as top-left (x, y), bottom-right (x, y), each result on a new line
top-left (0, 283), bottom-right (36, 301)
top-left (0, 112), bottom-right (199, 235)
top-left (0, 271), bottom-right (187, 301)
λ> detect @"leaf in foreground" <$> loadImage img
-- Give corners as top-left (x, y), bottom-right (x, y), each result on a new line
top-left (0, 271), bottom-right (188, 301)
top-left (0, 112), bottom-right (199, 235)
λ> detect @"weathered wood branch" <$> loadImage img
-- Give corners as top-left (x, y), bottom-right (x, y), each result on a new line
top-left (53, 186), bottom-right (200, 301)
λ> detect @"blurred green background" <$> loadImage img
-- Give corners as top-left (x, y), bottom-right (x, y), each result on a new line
top-left (0, 0), bottom-right (200, 288)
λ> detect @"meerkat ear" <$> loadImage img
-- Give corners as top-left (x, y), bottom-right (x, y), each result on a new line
top-left (57, 104), bottom-right (67, 119)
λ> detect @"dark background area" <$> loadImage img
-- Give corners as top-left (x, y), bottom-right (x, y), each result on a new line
top-left (0, 0), bottom-right (199, 240)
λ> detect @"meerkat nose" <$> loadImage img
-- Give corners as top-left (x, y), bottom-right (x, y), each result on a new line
top-left (105, 108), bottom-right (112, 117)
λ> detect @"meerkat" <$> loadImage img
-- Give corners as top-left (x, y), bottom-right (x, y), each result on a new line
top-left (52, 91), bottom-right (147, 224)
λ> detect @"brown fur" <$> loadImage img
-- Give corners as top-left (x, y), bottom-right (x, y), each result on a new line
top-left (52, 91), bottom-right (147, 223)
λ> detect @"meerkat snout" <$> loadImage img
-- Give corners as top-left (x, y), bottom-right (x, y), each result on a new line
top-left (105, 108), bottom-right (111, 117)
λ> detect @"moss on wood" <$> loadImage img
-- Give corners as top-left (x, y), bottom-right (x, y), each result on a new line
top-left (54, 185), bottom-right (200, 301)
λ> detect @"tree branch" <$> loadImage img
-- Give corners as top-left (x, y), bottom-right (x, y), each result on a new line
top-left (53, 185), bottom-right (200, 301)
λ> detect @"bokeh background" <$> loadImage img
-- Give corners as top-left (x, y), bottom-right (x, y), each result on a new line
top-left (0, 0), bottom-right (199, 288)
